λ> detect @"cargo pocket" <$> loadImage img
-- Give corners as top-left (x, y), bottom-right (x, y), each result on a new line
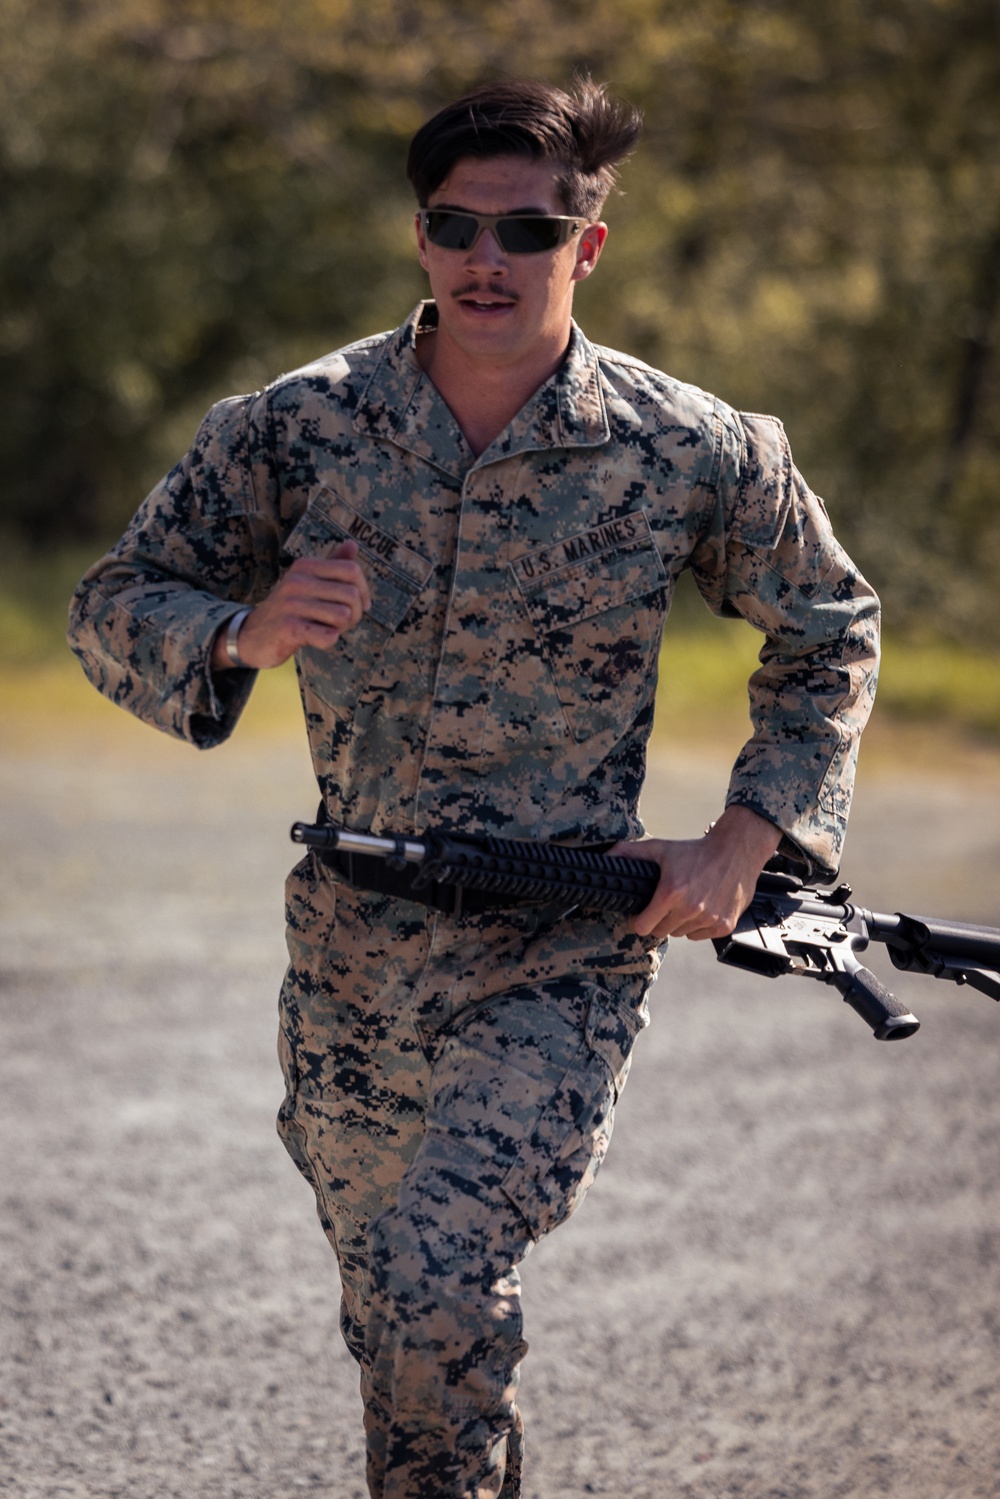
top-left (496, 988), bottom-right (648, 1240)
top-left (282, 484), bottom-right (432, 719)
top-left (511, 514), bottom-right (667, 743)
top-left (499, 1051), bottom-right (617, 1243)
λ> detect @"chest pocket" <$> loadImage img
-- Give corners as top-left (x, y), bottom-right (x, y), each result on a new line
top-left (282, 485), bottom-right (433, 719)
top-left (511, 513), bottom-right (668, 743)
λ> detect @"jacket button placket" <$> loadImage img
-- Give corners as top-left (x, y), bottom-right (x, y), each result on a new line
top-left (415, 460), bottom-right (518, 829)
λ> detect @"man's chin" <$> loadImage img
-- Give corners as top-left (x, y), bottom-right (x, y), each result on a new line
top-left (438, 309), bottom-right (528, 362)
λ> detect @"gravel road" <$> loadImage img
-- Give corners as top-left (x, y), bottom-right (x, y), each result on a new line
top-left (2, 706), bottom-right (999, 1499)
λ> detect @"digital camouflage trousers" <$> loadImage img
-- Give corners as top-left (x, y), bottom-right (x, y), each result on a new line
top-left (275, 854), bottom-right (661, 1499)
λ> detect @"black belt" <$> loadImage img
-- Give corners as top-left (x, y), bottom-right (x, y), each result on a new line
top-left (317, 845), bottom-right (527, 918)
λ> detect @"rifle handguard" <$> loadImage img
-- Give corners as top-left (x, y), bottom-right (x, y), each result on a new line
top-left (290, 821), bottom-right (661, 914)
top-left (417, 831), bottom-right (660, 914)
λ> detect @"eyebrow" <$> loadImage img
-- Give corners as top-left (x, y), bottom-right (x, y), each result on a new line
top-left (431, 202), bottom-right (554, 216)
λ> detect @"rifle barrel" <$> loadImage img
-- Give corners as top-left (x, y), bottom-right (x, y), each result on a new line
top-left (290, 822), bottom-right (426, 864)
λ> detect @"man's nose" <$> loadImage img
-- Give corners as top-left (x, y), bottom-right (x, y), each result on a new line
top-left (464, 228), bottom-right (509, 271)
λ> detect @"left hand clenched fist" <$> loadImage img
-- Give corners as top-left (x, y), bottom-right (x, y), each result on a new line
top-left (610, 805), bottom-right (783, 941)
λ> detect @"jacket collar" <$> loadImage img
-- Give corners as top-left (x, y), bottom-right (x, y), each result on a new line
top-left (353, 301), bottom-right (610, 480)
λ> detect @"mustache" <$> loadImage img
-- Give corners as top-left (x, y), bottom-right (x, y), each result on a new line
top-left (451, 285), bottom-right (520, 302)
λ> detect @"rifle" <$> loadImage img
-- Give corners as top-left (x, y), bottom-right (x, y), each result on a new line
top-left (290, 820), bottom-right (1000, 1041)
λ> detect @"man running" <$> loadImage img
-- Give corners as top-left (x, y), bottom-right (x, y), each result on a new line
top-left (69, 77), bottom-right (879, 1499)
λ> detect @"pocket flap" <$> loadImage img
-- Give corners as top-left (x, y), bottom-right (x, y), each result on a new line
top-left (511, 511), bottom-right (666, 632)
top-left (585, 991), bottom-right (646, 1094)
top-left (283, 486), bottom-right (433, 630)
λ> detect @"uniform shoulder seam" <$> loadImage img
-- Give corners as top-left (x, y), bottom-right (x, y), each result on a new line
top-left (591, 344), bottom-right (721, 415)
top-left (260, 329), bottom-right (393, 397)
top-left (590, 343), bottom-right (657, 374)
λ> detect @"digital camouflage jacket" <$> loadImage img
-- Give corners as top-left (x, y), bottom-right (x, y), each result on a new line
top-left (68, 301), bottom-right (880, 877)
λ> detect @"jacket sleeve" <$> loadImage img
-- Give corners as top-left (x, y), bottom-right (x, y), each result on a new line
top-left (687, 409), bottom-right (880, 878)
top-left (67, 393), bottom-right (282, 748)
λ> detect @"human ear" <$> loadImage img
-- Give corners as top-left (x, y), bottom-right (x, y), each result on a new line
top-left (571, 221), bottom-right (608, 282)
top-left (414, 210), bottom-right (429, 272)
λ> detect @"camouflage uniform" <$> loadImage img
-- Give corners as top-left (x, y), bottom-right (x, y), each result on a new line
top-left (68, 301), bottom-right (879, 1499)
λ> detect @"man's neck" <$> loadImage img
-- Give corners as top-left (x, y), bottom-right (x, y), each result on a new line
top-left (415, 326), bottom-right (571, 458)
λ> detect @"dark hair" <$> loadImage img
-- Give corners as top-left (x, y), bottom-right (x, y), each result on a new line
top-left (406, 77), bottom-right (642, 219)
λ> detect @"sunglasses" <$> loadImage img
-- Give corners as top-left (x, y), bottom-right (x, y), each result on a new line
top-left (421, 209), bottom-right (584, 255)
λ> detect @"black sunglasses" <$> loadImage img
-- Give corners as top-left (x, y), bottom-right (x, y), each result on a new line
top-left (421, 209), bottom-right (584, 255)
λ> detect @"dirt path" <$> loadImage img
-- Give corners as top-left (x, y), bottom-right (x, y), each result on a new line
top-left (2, 704), bottom-right (999, 1498)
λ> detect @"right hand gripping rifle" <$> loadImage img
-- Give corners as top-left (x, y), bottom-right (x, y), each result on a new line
top-left (290, 821), bottom-right (1000, 1041)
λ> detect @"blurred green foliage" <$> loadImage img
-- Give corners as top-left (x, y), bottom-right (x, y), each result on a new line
top-left (2, 0), bottom-right (998, 644)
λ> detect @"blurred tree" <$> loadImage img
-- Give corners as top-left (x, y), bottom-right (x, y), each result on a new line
top-left (1, 0), bottom-right (997, 640)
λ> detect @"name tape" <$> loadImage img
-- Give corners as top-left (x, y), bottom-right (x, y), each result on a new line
top-left (512, 515), bottom-right (644, 583)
